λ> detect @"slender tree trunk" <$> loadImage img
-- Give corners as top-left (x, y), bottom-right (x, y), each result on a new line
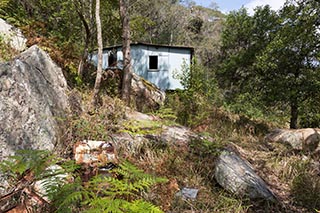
top-left (290, 98), bottom-right (298, 129)
top-left (75, 0), bottom-right (92, 78)
top-left (92, 0), bottom-right (103, 107)
top-left (120, 0), bottom-right (132, 105)
top-left (77, 42), bottom-right (89, 78)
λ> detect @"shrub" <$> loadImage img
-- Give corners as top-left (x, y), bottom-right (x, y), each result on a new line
top-left (0, 150), bottom-right (167, 213)
top-left (0, 33), bottom-right (18, 62)
top-left (291, 172), bottom-right (320, 210)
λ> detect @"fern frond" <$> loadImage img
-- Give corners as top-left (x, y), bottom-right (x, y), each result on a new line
top-left (126, 199), bottom-right (164, 213)
top-left (82, 161), bottom-right (167, 213)
top-left (50, 176), bottom-right (86, 213)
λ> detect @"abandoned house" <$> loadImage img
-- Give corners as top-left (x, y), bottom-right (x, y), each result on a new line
top-left (90, 42), bottom-right (194, 90)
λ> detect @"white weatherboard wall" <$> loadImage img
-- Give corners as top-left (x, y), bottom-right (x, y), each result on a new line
top-left (91, 44), bottom-right (192, 90)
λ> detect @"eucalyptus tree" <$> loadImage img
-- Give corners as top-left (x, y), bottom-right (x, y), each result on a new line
top-left (255, 0), bottom-right (320, 128)
top-left (217, 1), bottom-right (320, 128)
top-left (92, 0), bottom-right (104, 107)
top-left (120, 0), bottom-right (132, 105)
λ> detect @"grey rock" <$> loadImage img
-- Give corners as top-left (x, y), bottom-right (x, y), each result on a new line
top-left (214, 148), bottom-right (276, 202)
top-left (0, 18), bottom-right (27, 51)
top-left (131, 73), bottom-right (165, 112)
top-left (265, 128), bottom-right (320, 152)
top-left (0, 45), bottom-right (69, 195)
top-left (176, 187), bottom-right (199, 200)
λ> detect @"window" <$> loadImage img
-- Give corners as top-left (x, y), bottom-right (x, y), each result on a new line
top-left (149, 55), bottom-right (158, 70)
top-left (108, 51), bottom-right (117, 67)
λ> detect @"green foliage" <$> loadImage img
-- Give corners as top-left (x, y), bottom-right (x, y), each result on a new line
top-left (299, 96), bottom-right (320, 128)
top-left (223, 93), bottom-right (265, 120)
top-left (0, 149), bottom-right (80, 183)
top-left (1, 150), bottom-right (166, 212)
top-left (170, 59), bottom-right (221, 126)
top-left (121, 119), bottom-right (163, 136)
top-left (189, 137), bottom-right (223, 158)
top-left (218, 2), bottom-right (320, 128)
top-left (51, 161), bottom-right (167, 213)
top-left (49, 176), bottom-right (87, 213)
top-left (70, 96), bottom-right (126, 141)
top-left (0, 0), bottom-right (9, 8)
top-left (291, 172), bottom-right (320, 210)
top-left (0, 150), bottom-right (56, 182)
top-left (0, 33), bottom-right (18, 62)
top-left (152, 107), bottom-right (177, 121)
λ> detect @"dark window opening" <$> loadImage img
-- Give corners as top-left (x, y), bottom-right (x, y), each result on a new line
top-left (149, 55), bottom-right (158, 70)
top-left (108, 52), bottom-right (117, 67)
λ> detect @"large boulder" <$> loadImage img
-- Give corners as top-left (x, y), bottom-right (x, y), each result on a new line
top-left (265, 128), bottom-right (320, 152)
top-left (130, 73), bottom-right (166, 112)
top-left (0, 18), bottom-right (27, 51)
top-left (0, 45), bottom-right (69, 159)
top-left (215, 148), bottom-right (276, 202)
top-left (0, 45), bottom-right (69, 195)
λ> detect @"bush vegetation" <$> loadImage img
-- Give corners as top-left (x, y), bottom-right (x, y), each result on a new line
top-left (1, 0), bottom-right (320, 212)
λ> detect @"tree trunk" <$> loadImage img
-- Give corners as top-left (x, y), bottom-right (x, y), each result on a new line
top-left (75, 0), bottom-right (92, 78)
top-left (92, 0), bottom-right (103, 107)
top-left (120, 0), bottom-right (132, 105)
top-left (290, 98), bottom-right (298, 129)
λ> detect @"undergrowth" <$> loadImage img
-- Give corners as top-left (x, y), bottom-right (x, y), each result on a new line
top-left (0, 33), bottom-right (19, 62)
top-left (0, 150), bottom-right (167, 213)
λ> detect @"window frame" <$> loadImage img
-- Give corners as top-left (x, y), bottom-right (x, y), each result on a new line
top-left (148, 55), bottom-right (159, 71)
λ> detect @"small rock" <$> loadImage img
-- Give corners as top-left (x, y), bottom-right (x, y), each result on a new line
top-left (176, 187), bottom-right (199, 200)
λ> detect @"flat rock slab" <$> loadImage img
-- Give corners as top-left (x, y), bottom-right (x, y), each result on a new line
top-left (265, 128), bottom-right (320, 152)
top-left (215, 149), bottom-right (276, 202)
top-left (176, 187), bottom-right (199, 200)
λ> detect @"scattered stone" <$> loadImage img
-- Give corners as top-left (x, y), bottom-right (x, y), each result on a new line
top-left (214, 148), bottom-right (276, 202)
top-left (159, 125), bottom-right (197, 144)
top-left (265, 128), bottom-right (320, 152)
top-left (176, 187), bottom-right (199, 200)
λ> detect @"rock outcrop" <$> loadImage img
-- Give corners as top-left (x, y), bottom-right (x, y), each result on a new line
top-left (215, 148), bottom-right (276, 202)
top-left (265, 128), bottom-right (320, 152)
top-left (0, 45), bottom-right (69, 160)
top-left (130, 72), bottom-right (165, 112)
top-left (123, 109), bottom-right (204, 146)
top-left (0, 18), bottom-right (27, 51)
top-left (0, 45), bottom-right (69, 195)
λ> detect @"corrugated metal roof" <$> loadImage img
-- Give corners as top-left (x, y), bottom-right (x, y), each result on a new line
top-left (101, 42), bottom-right (194, 52)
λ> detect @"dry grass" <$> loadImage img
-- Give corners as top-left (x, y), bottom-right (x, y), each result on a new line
top-left (0, 34), bottom-right (19, 62)
top-left (61, 91), bottom-right (320, 212)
